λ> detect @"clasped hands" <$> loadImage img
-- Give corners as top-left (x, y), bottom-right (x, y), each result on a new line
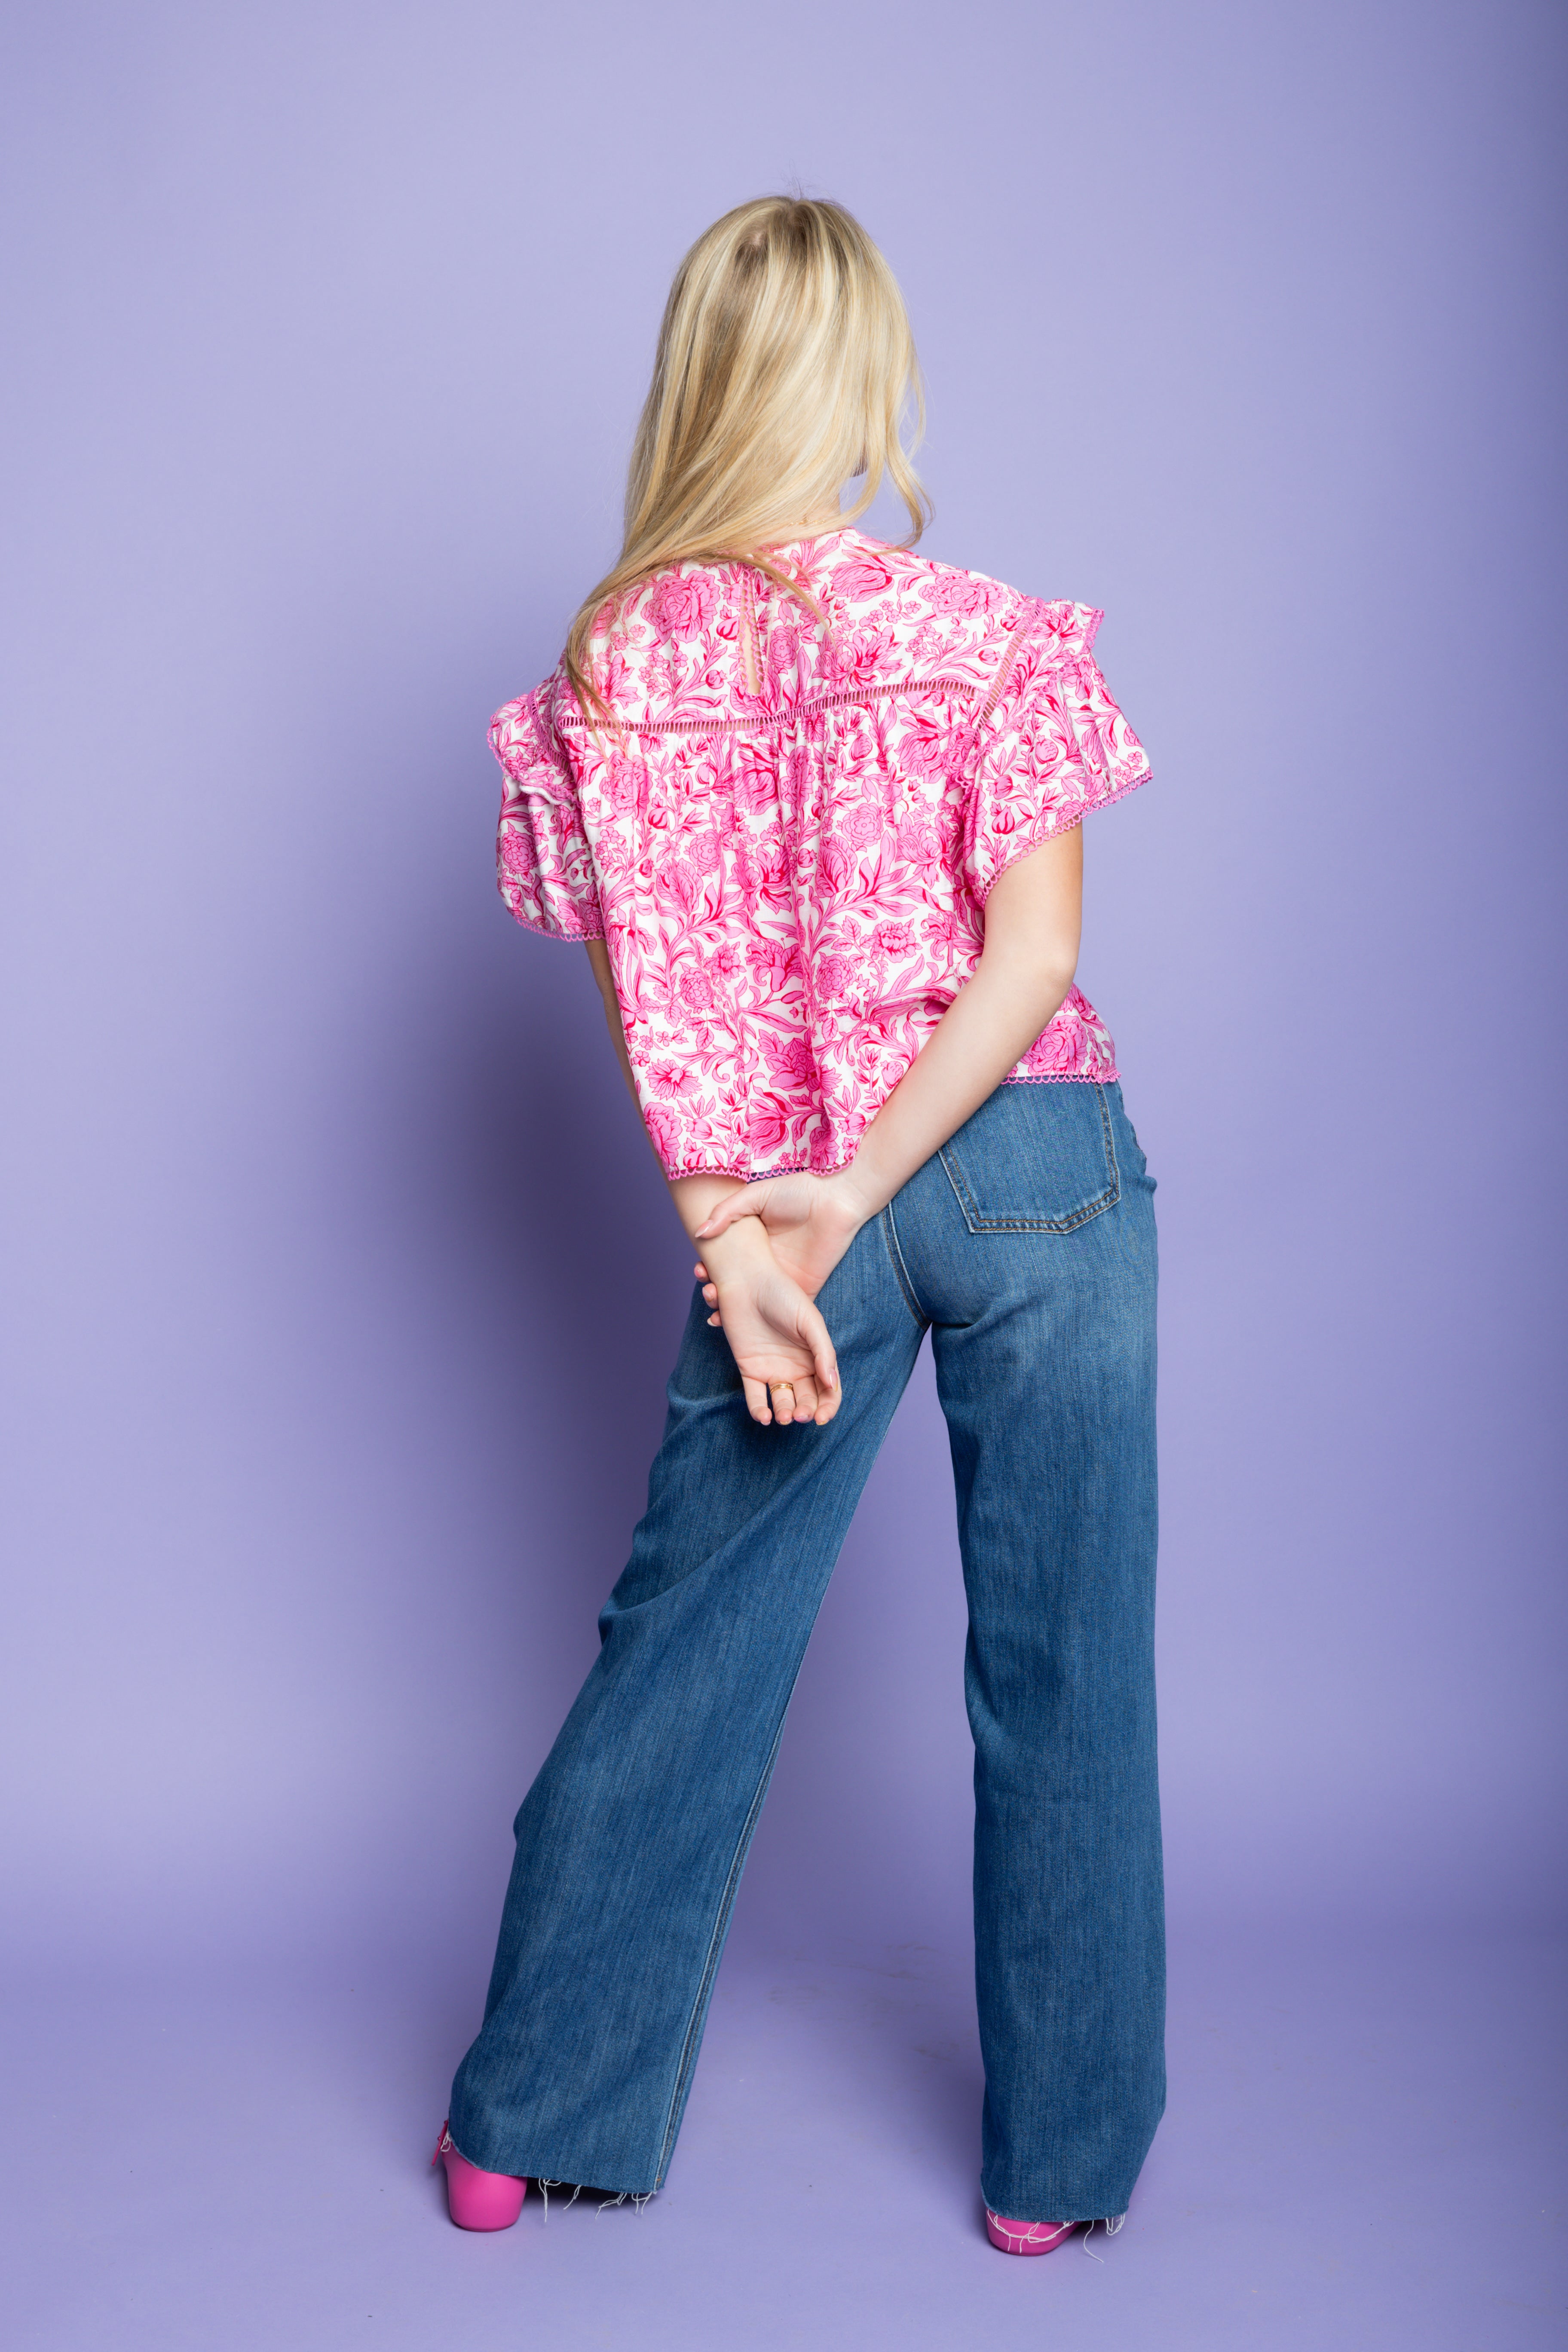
top-left (690, 1170), bottom-right (874, 1429)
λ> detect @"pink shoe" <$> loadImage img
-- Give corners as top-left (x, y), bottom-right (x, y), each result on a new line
top-left (433, 2122), bottom-right (528, 2231)
top-left (985, 2210), bottom-right (1079, 2255)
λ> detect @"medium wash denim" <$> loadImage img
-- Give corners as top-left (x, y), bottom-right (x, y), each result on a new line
top-left (450, 1078), bottom-right (1163, 2224)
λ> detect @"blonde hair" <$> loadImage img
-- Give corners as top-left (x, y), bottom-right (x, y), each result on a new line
top-left (564, 196), bottom-right (928, 718)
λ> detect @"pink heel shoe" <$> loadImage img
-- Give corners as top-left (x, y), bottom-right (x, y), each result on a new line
top-left (985, 2210), bottom-right (1079, 2255)
top-left (433, 2122), bottom-right (528, 2231)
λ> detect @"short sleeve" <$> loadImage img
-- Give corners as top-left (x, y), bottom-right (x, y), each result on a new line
top-left (492, 686), bottom-right (604, 940)
top-left (962, 600), bottom-right (1151, 903)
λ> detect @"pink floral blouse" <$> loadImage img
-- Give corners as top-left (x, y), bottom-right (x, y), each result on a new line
top-left (493, 529), bottom-right (1151, 1180)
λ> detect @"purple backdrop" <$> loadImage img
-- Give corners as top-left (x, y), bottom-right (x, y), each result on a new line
top-left (2, 3), bottom-right (1565, 2344)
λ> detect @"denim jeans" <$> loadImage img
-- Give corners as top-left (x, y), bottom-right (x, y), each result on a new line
top-left (450, 1078), bottom-right (1163, 2224)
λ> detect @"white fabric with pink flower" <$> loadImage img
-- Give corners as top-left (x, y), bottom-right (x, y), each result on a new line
top-left (493, 530), bottom-right (1151, 1179)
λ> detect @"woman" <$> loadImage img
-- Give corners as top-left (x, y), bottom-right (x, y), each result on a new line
top-left (435, 196), bottom-right (1162, 2257)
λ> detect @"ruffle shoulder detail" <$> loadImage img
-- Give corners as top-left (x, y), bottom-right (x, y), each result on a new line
top-left (962, 599), bottom-right (1150, 902)
top-left (492, 683), bottom-right (604, 940)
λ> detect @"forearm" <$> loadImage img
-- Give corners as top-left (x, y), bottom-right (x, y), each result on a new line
top-left (835, 945), bottom-right (1076, 1221)
top-left (670, 1172), bottom-right (756, 1245)
top-left (690, 830), bottom-right (1085, 1294)
top-left (830, 827), bottom-right (1084, 1222)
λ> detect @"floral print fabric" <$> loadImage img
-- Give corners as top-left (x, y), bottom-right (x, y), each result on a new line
top-left (493, 530), bottom-right (1150, 1179)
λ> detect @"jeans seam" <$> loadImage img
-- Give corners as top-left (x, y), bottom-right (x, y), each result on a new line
top-left (881, 1202), bottom-right (930, 1327)
top-left (652, 1699), bottom-right (792, 2188)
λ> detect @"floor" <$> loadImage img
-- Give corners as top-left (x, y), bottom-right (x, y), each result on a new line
top-left (6, 1920), bottom-right (1563, 2351)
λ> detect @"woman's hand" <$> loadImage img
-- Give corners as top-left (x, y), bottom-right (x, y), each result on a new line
top-left (693, 1170), bottom-right (873, 1302)
top-left (696, 1218), bottom-right (842, 1427)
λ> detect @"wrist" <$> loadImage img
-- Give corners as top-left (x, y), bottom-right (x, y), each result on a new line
top-left (696, 1215), bottom-right (773, 1280)
top-left (821, 1164), bottom-right (882, 1231)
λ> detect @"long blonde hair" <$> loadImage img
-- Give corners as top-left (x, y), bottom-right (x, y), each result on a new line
top-left (564, 196), bottom-right (928, 719)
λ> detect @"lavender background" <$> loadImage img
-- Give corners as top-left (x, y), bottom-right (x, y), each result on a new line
top-left (3, 1), bottom-right (1564, 2344)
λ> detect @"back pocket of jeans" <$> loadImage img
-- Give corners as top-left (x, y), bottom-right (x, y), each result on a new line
top-left (937, 1083), bottom-right (1121, 1234)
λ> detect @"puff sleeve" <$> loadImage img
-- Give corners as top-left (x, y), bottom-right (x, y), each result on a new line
top-left (492, 685), bottom-right (604, 940)
top-left (962, 600), bottom-right (1151, 903)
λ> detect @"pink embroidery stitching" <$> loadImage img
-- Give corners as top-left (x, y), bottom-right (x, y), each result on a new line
top-left (493, 530), bottom-right (1151, 1179)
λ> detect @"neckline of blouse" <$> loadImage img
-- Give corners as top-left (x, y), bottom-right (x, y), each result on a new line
top-left (754, 525), bottom-right (880, 564)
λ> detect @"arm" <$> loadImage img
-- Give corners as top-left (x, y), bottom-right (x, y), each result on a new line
top-left (584, 937), bottom-right (645, 1120)
top-left (583, 940), bottom-right (840, 1427)
top-left (693, 827), bottom-right (1084, 1296)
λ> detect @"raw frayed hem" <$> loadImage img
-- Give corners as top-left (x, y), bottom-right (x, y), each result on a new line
top-left (536, 2179), bottom-right (656, 2221)
top-left (1081, 2213), bottom-right (1127, 2263)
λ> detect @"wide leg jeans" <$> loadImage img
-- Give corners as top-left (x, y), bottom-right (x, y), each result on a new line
top-left (449, 1078), bottom-right (1164, 2225)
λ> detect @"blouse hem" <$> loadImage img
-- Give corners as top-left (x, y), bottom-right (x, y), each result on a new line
top-left (657, 1070), bottom-right (1116, 1184)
